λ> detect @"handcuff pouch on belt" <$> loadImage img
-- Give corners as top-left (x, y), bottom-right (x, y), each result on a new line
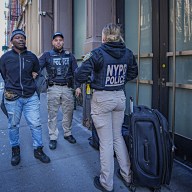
top-left (67, 77), bottom-right (74, 88)
top-left (4, 90), bottom-right (20, 101)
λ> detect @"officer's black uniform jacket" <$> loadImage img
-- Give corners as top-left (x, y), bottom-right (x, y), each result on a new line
top-left (75, 42), bottom-right (138, 90)
top-left (0, 47), bottom-right (40, 97)
top-left (39, 48), bottom-right (80, 88)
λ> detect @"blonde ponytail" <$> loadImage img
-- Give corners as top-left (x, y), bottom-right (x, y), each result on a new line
top-left (102, 23), bottom-right (124, 43)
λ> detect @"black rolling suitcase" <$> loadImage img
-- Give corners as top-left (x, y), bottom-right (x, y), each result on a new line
top-left (128, 98), bottom-right (174, 192)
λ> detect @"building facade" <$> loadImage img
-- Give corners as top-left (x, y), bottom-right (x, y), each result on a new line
top-left (5, 0), bottom-right (192, 166)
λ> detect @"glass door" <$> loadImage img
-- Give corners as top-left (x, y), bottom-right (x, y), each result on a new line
top-left (121, 0), bottom-right (192, 165)
top-left (123, 0), bottom-right (153, 114)
top-left (168, 0), bottom-right (192, 165)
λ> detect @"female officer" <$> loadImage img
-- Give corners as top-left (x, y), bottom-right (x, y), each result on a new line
top-left (75, 23), bottom-right (138, 192)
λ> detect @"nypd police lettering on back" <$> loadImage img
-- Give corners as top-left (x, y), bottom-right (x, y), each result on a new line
top-left (105, 64), bottom-right (127, 86)
top-left (83, 51), bottom-right (127, 87)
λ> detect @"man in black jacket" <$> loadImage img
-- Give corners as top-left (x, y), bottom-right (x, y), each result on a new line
top-left (0, 29), bottom-right (50, 166)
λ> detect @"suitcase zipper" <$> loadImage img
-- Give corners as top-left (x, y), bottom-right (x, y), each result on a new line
top-left (154, 111), bottom-right (168, 184)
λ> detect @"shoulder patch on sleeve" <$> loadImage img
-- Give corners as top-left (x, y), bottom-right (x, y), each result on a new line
top-left (83, 52), bottom-right (93, 62)
top-left (65, 51), bottom-right (70, 55)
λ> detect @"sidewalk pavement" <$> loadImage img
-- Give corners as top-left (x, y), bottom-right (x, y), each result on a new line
top-left (0, 93), bottom-right (192, 192)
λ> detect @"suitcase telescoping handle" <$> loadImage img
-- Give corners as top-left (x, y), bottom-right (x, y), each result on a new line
top-left (129, 97), bottom-right (152, 114)
top-left (130, 97), bottom-right (134, 114)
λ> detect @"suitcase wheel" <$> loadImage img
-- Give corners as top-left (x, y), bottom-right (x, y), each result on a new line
top-left (129, 184), bottom-right (136, 192)
top-left (149, 187), bottom-right (161, 192)
top-left (154, 189), bottom-right (161, 192)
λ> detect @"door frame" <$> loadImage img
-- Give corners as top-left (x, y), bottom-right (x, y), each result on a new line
top-left (159, 0), bottom-right (169, 118)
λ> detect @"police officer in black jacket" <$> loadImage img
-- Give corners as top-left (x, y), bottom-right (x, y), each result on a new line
top-left (75, 23), bottom-right (138, 192)
top-left (39, 32), bottom-right (81, 150)
top-left (0, 29), bottom-right (50, 166)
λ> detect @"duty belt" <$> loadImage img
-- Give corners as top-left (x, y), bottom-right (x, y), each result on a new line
top-left (48, 82), bottom-right (67, 86)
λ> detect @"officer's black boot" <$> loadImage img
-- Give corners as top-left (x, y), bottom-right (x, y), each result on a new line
top-left (34, 146), bottom-right (50, 163)
top-left (11, 146), bottom-right (20, 166)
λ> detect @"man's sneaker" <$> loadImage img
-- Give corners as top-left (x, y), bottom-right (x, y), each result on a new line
top-left (11, 146), bottom-right (20, 166)
top-left (49, 140), bottom-right (57, 150)
top-left (64, 135), bottom-right (76, 144)
top-left (116, 169), bottom-right (135, 192)
top-left (34, 146), bottom-right (50, 163)
top-left (93, 176), bottom-right (114, 192)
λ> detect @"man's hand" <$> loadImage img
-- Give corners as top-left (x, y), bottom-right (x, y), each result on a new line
top-left (75, 88), bottom-right (81, 97)
top-left (32, 72), bottom-right (38, 79)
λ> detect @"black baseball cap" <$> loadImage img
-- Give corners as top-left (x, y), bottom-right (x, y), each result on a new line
top-left (52, 32), bottom-right (64, 40)
top-left (11, 29), bottom-right (26, 41)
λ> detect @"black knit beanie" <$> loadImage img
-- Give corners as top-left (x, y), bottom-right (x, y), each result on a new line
top-left (11, 29), bottom-right (26, 41)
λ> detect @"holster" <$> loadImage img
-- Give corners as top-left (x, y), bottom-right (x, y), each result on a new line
top-left (67, 78), bottom-right (74, 88)
top-left (4, 90), bottom-right (20, 101)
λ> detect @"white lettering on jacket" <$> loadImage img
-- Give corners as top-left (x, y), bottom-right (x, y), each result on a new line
top-left (53, 58), bottom-right (69, 65)
top-left (105, 64), bottom-right (127, 86)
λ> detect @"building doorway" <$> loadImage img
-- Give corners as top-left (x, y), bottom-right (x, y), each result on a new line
top-left (117, 0), bottom-right (192, 166)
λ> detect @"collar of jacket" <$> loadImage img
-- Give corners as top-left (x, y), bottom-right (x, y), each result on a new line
top-left (53, 48), bottom-right (64, 53)
top-left (12, 46), bottom-right (27, 54)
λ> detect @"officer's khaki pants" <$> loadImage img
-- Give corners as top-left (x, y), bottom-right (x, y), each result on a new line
top-left (47, 85), bottom-right (74, 140)
top-left (91, 90), bottom-right (131, 191)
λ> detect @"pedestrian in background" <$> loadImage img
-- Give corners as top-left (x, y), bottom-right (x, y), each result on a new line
top-left (39, 32), bottom-right (81, 150)
top-left (75, 23), bottom-right (138, 192)
top-left (0, 29), bottom-right (50, 166)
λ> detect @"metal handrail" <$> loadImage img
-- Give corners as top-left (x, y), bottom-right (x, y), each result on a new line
top-left (136, 0), bottom-right (141, 105)
top-left (167, 50), bottom-right (192, 56)
top-left (171, 0), bottom-right (176, 144)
